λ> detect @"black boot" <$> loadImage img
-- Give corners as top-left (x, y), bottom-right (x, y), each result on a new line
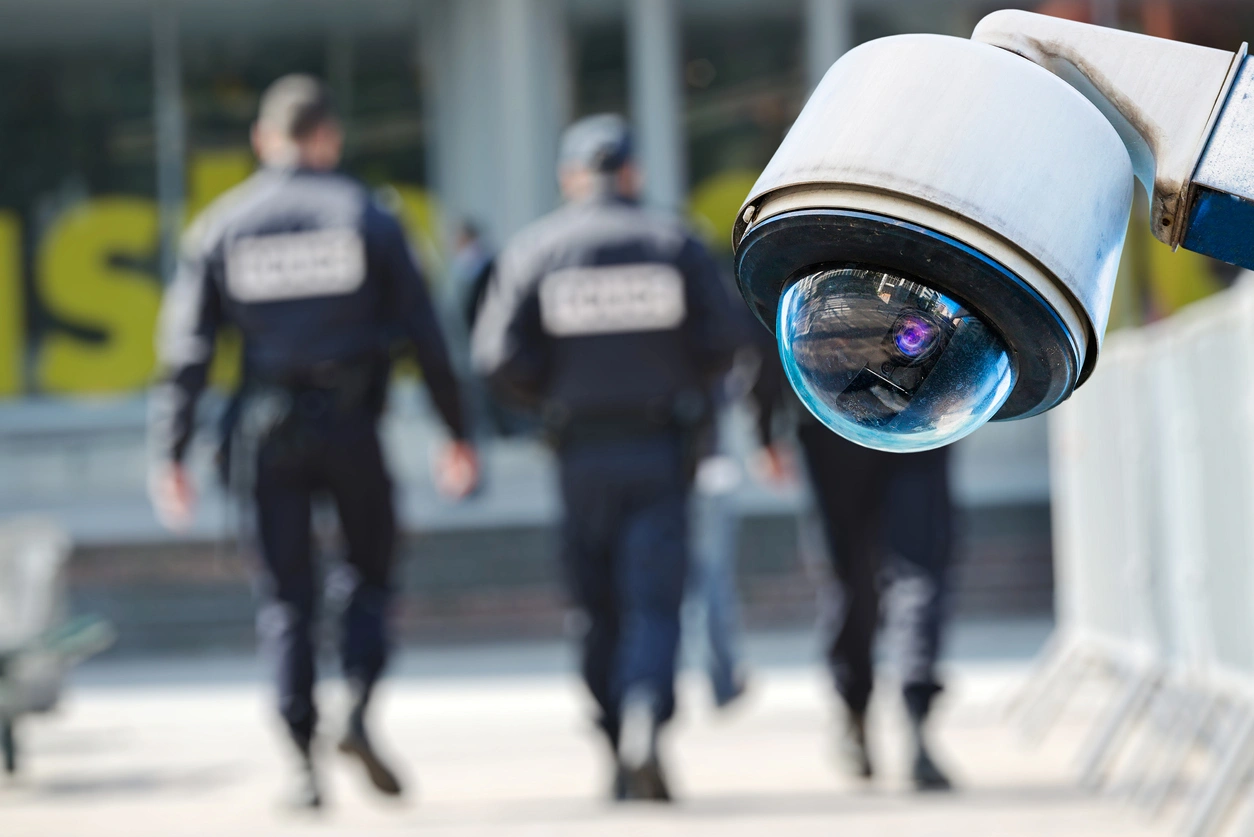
top-left (907, 711), bottom-right (952, 791)
top-left (615, 688), bottom-right (672, 802)
top-left (287, 739), bottom-right (323, 810)
top-left (337, 681), bottom-right (403, 797)
top-left (611, 762), bottom-right (629, 801)
top-left (837, 709), bottom-right (874, 779)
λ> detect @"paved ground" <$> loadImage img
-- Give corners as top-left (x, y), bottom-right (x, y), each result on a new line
top-left (2, 622), bottom-right (1169, 837)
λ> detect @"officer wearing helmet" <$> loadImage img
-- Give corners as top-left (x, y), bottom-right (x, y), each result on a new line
top-left (472, 114), bottom-right (741, 801)
top-left (148, 74), bottom-right (478, 809)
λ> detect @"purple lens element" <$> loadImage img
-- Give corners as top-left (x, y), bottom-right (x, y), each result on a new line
top-left (893, 314), bottom-right (940, 359)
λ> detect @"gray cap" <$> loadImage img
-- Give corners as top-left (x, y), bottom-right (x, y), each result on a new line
top-left (257, 74), bottom-right (336, 140)
top-left (559, 114), bottom-right (633, 173)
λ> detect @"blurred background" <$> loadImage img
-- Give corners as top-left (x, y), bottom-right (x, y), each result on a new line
top-left (3, 1), bottom-right (1254, 835)
top-left (6, 0), bottom-right (1232, 653)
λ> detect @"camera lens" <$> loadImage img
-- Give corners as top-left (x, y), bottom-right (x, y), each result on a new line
top-left (776, 266), bottom-right (1015, 452)
top-left (890, 312), bottom-right (943, 364)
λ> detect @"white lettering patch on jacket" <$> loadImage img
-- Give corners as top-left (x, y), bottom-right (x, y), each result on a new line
top-left (539, 264), bottom-right (687, 337)
top-left (227, 229), bottom-right (366, 302)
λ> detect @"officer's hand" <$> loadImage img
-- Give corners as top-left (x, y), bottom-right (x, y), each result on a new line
top-left (755, 444), bottom-right (796, 486)
top-left (149, 461), bottom-right (196, 532)
top-left (436, 441), bottom-right (480, 499)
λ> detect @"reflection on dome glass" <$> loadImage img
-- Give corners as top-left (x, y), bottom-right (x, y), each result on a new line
top-left (776, 266), bottom-right (1015, 453)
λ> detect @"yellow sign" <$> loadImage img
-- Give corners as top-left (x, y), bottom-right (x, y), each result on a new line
top-left (689, 169), bottom-right (759, 254)
top-left (0, 212), bottom-right (20, 397)
top-left (36, 198), bottom-right (161, 394)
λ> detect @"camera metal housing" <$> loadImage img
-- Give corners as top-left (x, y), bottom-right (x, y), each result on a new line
top-left (737, 12), bottom-right (1254, 441)
top-left (734, 33), bottom-right (1134, 421)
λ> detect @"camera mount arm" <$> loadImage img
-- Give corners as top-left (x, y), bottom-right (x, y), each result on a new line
top-left (973, 10), bottom-right (1251, 265)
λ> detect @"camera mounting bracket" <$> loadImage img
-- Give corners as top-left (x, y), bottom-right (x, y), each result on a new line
top-left (973, 9), bottom-right (1246, 250)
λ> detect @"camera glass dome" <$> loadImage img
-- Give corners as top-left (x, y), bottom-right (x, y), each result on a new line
top-left (777, 266), bottom-right (1015, 452)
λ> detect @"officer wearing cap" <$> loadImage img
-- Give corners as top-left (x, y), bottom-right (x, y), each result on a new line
top-left (148, 74), bottom-right (478, 808)
top-left (472, 114), bottom-right (741, 801)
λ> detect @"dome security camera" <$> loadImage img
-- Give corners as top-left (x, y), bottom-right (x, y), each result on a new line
top-left (734, 11), bottom-right (1253, 452)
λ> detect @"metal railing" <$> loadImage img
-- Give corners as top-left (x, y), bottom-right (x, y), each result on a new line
top-left (0, 517), bottom-right (114, 775)
top-left (1016, 275), bottom-right (1254, 836)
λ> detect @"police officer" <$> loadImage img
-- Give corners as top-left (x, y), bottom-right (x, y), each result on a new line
top-left (148, 75), bottom-right (478, 808)
top-left (471, 114), bottom-right (740, 801)
top-left (753, 350), bottom-right (953, 791)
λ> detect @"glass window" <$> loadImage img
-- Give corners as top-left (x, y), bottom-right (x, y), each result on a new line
top-left (683, 7), bottom-right (805, 256)
top-left (570, 12), bottom-right (629, 118)
top-left (0, 36), bottom-right (156, 398)
top-left (0, 0), bottom-right (439, 400)
top-left (181, 4), bottom-right (431, 214)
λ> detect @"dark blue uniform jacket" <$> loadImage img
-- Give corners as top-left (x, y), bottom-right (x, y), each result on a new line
top-left (151, 166), bottom-right (466, 463)
top-left (470, 192), bottom-right (742, 427)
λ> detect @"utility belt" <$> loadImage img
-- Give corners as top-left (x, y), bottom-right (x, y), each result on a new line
top-left (545, 390), bottom-right (713, 480)
top-left (251, 357), bottom-right (387, 416)
top-left (216, 357), bottom-right (387, 491)
top-left (552, 412), bottom-right (681, 447)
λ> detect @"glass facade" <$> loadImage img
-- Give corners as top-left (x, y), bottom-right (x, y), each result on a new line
top-left (3, 0), bottom-right (1254, 401)
top-left (0, 40), bottom-right (156, 397)
top-left (182, 15), bottom-right (428, 194)
top-left (0, 1), bottom-right (435, 399)
top-left (570, 14), bottom-right (629, 118)
top-left (683, 9), bottom-right (805, 255)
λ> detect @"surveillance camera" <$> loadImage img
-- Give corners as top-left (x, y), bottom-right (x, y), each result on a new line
top-left (734, 12), bottom-right (1252, 452)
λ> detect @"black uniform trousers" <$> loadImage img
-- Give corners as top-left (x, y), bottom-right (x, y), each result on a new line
top-left (250, 400), bottom-right (396, 746)
top-left (557, 433), bottom-right (690, 748)
top-left (797, 423), bottom-right (953, 720)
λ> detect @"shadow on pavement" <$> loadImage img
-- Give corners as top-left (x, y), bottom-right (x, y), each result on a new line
top-left (2, 762), bottom-right (248, 800)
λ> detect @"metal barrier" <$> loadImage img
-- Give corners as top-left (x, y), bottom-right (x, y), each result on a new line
top-left (0, 517), bottom-right (114, 775)
top-left (1019, 276), bottom-right (1254, 836)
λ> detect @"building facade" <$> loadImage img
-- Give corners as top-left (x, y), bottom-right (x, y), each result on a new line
top-left (0, 0), bottom-right (1246, 555)
top-left (25, 0), bottom-right (1251, 644)
top-left (0, 0), bottom-right (1038, 402)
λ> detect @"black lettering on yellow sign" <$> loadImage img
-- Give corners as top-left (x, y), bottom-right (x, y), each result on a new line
top-left (35, 198), bottom-right (161, 394)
